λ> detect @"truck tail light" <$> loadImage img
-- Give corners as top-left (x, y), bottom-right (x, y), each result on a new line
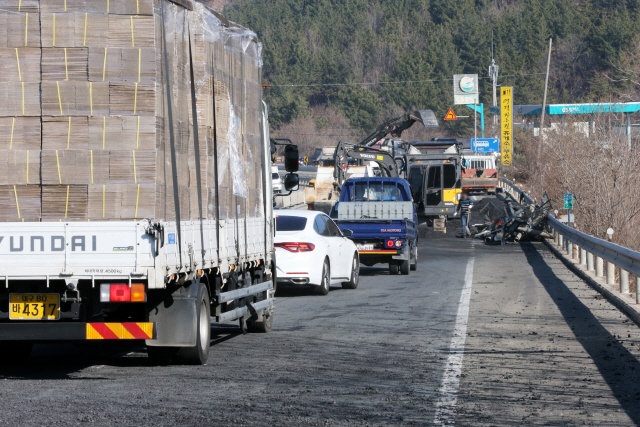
top-left (386, 239), bottom-right (394, 248)
top-left (110, 285), bottom-right (130, 302)
top-left (130, 284), bottom-right (146, 302)
top-left (275, 242), bottom-right (315, 252)
top-left (395, 240), bottom-right (402, 247)
top-left (100, 284), bottom-right (146, 302)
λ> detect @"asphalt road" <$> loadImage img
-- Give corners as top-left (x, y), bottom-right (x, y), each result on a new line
top-left (1, 239), bottom-right (640, 426)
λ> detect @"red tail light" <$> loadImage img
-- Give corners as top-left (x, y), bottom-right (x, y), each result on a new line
top-left (275, 242), bottom-right (316, 252)
top-left (386, 239), bottom-right (394, 248)
top-left (110, 284), bottom-right (130, 302)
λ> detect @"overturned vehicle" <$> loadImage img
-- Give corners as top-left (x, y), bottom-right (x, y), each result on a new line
top-left (473, 190), bottom-right (554, 244)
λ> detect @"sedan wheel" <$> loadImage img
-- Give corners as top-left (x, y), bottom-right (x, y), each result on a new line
top-left (317, 259), bottom-right (330, 295)
top-left (342, 254), bottom-right (360, 289)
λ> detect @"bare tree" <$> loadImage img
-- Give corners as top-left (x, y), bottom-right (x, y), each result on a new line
top-left (514, 115), bottom-right (640, 249)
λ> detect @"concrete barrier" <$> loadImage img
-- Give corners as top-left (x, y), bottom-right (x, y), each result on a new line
top-left (275, 189), bottom-right (306, 209)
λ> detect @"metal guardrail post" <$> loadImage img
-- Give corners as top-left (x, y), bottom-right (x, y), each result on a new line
top-left (621, 270), bottom-right (629, 293)
top-left (606, 261), bottom-right (615, 285)
top-left (596, 256), bottom-right (604, 277)
top-left (580, 247), bottom-right (587, 265)
top-left (587, 252), bottom-right (594, 271)
top-left (554, 231), bottom-right (558, 244)
top-left (558, 234), bottom-right (563, 248)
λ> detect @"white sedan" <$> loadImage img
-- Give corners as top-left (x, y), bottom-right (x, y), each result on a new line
top-left (274, 210), bottom-right (360, 295)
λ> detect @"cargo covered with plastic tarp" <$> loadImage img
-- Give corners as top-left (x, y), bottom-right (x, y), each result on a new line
top-left (0, 0), bottom-right (265, 225)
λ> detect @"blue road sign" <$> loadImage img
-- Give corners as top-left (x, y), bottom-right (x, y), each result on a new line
top-left (471, 138), bottom-right (499, 153)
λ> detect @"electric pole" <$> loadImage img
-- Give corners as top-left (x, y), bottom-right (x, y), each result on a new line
top-left (488, 31), bottom-right (499, 137)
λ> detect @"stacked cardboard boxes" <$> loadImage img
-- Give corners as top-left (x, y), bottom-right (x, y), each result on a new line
top-left (0, 0), bottom-right (265, 222)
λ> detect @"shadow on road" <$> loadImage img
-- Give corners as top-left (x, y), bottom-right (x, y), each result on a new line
top-left (359, 266), bottom-right (393, 276)
top-left (0, 323), bottom-right (247, 377)
top-left (276, 284), bottom-right (350, 297)
top-left (522, 242), bottom-right (640, 423)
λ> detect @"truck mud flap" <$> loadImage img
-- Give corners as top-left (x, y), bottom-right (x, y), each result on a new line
top-left (0, 323), bottom-right (155, 341)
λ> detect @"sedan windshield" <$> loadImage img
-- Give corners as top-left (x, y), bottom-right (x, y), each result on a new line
top-left (275, 216), bottom-right (307, 232)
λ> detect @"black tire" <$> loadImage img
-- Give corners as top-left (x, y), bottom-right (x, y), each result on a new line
top-left (316, 258), bottom-right (330, 295)
top-left (400, 259), bottom-right (410, 275)
top-left (247, 309), bottom-right (273, 333)
top-left (247, 269), bottom-right (275, 333)
top-left (410, 244), bottom-right (418, 271)
top-left (0, 341), bottom-right (32, 366)
top-left (174, 282), bottom-right (211, 365)
top-left (342, 253), bottom-right (360, 289)
top-left (389, 262), bottom-right (399, 275)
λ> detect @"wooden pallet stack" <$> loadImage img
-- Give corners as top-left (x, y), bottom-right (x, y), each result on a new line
top-left (0, 0), bottom-right (265, 222)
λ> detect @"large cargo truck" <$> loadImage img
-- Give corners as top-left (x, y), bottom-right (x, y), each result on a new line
top-left (0, 0), bottom-right (282, 365)
top-left (461, 155), bottom-right (498, 194)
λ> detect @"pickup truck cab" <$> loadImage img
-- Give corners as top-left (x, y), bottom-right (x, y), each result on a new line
top-left (330, 177), bottom-right (418, 275)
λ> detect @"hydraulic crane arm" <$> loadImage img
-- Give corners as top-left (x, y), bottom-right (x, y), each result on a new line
top-left (333, 142), bottom-right (400, 191)
top-left (358, 109), bottom-right (439, 147)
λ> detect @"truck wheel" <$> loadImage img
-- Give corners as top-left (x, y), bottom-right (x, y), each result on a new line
top-left (175, 282), bottom-right (211, 365)
top-left (316, 259), bottom-right (330, 295)
top-left (400, 259), bottom-right (410, 275)
top-left (0, 341), bottom-right (32, 365)
top-left (389, 263), bottom-right (399, 275)
top-left (410, 245), bottom-right (418, 271)
top-left (342, 254), bottom-right (360, 289)
top-left (247, 309), bottom-right (273, 333)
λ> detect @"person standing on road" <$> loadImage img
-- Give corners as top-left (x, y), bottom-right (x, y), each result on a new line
top-left (459, 192), bottom-right (473, 238)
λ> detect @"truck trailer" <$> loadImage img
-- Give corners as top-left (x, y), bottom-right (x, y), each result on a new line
top-left (0, 0), bottom-right (280, 365)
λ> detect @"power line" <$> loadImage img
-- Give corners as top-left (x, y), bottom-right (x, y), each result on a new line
top-left (268, 73), bottom-right (548, 88)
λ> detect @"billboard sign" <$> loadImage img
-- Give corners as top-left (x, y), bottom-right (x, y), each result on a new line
top-left (453, 74), bottom-right (479, 105)
top-left (501, 87), bottom-right (513, 166)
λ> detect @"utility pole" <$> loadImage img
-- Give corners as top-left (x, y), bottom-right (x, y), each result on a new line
top-left (488, 31), bottom-right (499, 137)
top-left (538, 38), bottom-right (552, 159)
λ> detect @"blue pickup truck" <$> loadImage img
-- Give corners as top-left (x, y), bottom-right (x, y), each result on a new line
top-left (330, 177), bottom-right (418, 275)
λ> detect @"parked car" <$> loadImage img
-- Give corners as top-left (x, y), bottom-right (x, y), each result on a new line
top-left (272, 165), bottom-right (283, 194)
top-left (274, 210), bottom-right (360, 295)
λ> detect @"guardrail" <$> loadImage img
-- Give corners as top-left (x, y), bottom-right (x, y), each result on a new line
top-left (498, 177), bottom-right (640, 305)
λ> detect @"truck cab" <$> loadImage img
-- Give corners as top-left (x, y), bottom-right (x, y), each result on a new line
top-left (330, 177), bottom-right (418, 275)
top-left (405, 140), bottom-right (463, 226)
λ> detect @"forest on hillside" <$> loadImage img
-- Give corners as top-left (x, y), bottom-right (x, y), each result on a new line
top-left (221, 0), bottom-right (640, 151)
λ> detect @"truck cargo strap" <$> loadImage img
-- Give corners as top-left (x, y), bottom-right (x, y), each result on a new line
top-left (0, 322), bottom-right (155, 341)
top-left (219, 280), bottom-right (272, 303)
top-left (218, 298), bottom-right (273, 322)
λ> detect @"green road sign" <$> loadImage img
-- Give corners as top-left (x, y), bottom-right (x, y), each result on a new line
top-left (564, 193), bottom-right (574, 210)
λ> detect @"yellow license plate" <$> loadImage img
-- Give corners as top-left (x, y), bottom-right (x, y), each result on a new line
top-left (9, 294), bottom-right (60, 320)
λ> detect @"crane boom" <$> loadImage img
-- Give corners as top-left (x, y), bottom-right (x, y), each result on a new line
top-left (358, 109), bottom-right (439, 147)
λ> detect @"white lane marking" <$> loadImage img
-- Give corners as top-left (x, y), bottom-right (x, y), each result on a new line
top-left (433, 256), bottom-right (475, 426)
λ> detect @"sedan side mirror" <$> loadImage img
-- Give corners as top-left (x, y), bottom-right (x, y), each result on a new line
top-left (342, 229), bottom-right (353, 238)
